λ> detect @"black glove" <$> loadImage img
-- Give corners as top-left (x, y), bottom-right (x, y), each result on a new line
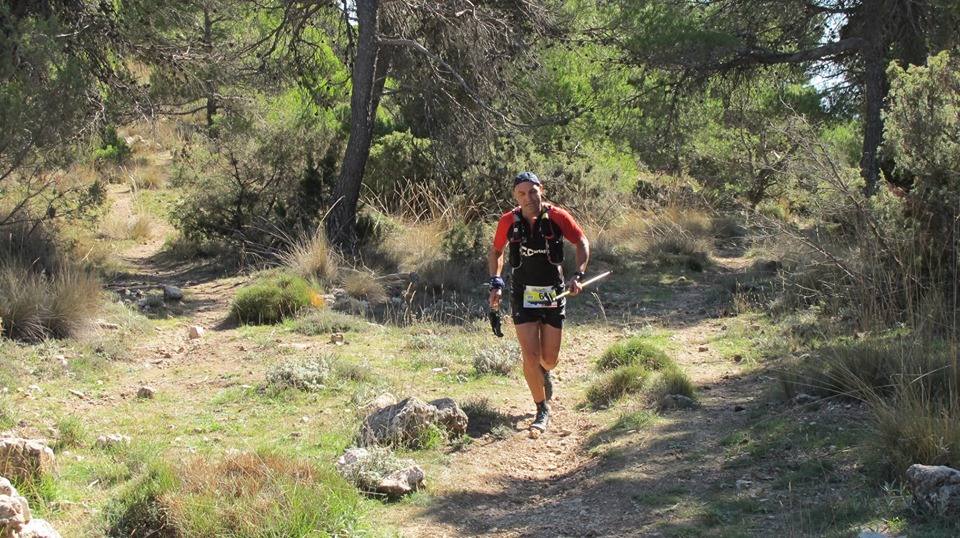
top-left (488, 310), bottom-right (504, 338)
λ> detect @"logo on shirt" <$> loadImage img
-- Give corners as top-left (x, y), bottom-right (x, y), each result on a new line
top-left (520, 245), bottom-right (549, 257)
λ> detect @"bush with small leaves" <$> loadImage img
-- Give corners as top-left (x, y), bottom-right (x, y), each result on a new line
top-left (266, 355), bottom-right (331, 392)
top-left (473, 341), bottom-right (518, 376)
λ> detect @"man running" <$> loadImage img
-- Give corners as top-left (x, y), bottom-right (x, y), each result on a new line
top-left (488, 171), bottom-right (590, 434)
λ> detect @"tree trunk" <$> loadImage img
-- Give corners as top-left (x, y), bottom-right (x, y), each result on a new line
top-left (858, 1), bottom-right (890, 198)
top-left (326, 0), bottom-right (389, 249)
top-left (202, 7), bottom-right (217, 131)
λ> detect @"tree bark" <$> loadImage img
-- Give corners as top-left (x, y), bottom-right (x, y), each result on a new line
top-left (326, 0), bottom-right (388, 249)
top-left (202, 6), bottom-right (218, 131)
top-left (859, 29), bottom-right (886, 197)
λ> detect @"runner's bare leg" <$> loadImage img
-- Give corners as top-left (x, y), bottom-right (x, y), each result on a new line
top-left (516, 321), bottom-right (546, 402)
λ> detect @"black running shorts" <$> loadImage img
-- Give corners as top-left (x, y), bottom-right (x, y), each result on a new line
top-left (510, 291), bottom-right (565, 329)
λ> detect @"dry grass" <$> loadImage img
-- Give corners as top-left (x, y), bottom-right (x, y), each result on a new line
top-left (343, 271), bottom-right (387, 303)
top-left (101, 213), bottom-right (155, 242)
top-left (280, 228), bottom-right (338, 284)
top-left (380, 219), bottom-right (445, 272)
top-left (0, 262), bottom-right (102, 340)
top-left (128, 166), bottom-right (168, 190)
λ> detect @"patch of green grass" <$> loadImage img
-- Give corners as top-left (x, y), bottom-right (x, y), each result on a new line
top-left (54, 415), bottom-right (87, 450)
top-left (416, 423), bottom-right (446, 450)
top-left (630, 484), bottom-right (687, 509)
top-left (612, 410), bottom-right (658, 431)
top-left (0, 395), bottom-right (15, 429)
top-left (596, 335), bottom-right (671, 371)
top-left (586, 365), bottom-right (649, 408)
top-left (11, 473), bottom-right (60, 516)
top-left (290, 309), bottom-right (367, 335)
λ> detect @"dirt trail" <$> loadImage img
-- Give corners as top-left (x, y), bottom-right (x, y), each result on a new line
top-left (388, 258), bottom-right (763, 537)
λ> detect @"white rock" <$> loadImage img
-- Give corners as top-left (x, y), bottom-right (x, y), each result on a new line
top-left (0, 439), bottom-right (56, 482)
top-left (188, 326), bottom-right (205, 339)
top-left (906, 464), bottom-right (960, 516)
top-left (96, 434), bottom-right (131, 449)
top-left (21, 518), bottom-right (62, 538)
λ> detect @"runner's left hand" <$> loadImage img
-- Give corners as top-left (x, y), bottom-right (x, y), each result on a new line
top-left (566, 278), bottom-right (583, 296)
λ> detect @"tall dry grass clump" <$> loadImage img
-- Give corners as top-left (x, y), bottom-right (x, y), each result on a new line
top-left (0, 218), bottom-right (103, 340)
top-left (280, 228), bottom-right (339, 284)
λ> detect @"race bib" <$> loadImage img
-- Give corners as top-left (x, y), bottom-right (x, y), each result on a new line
top-left (523, 285), bottom-right (559, 309)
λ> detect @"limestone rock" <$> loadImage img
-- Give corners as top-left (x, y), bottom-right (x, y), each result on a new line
top-left (188, 325), bottom-right (204, 339)
top-left (359, 393), bottom-right (398, 416)
top-left (906, 464), bottom-right (960, 516)
top-left (96, 434), bottom-right (131, 450)
top-left (336, 447), bottom-right (424, 498)
top-left (137, 386), bottom-right (156, 399)
top-left (20, 519), bottom-right (61, 538)
top-left (0, 476), bottom-right (61, 538)
top-left (427, 398), bottom-right (469, 435)
top-left (358, 397), bottom-right (468, 448)
top-left (659, 394), bottom-right (698, 411)
top-left (0, 439), bottom-right (55, 482)
top-left (162, 285), bottom-right (183, 302)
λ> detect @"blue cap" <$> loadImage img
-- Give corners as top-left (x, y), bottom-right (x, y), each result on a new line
top-left (513, 171), bottom-right (542, 186)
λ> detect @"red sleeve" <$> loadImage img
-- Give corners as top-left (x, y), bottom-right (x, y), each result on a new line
top-left (492, 210), bottom-right (515, 251)
top-left (549, 206), bottom-right (585, 244)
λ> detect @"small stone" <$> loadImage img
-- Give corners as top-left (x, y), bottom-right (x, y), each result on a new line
top-left (659, 394), bottom-right (698, 411)
top-left (137, 386), bottom-right (156, 399)
top-left (96, 319), bottom-right (120, 330)
top-left (162, 285), bottom-right (184, 301)
top-left (792, 393), bottom-right (818, 406)
top-left (188, 326), bottom-right (204, 339)
top-left (330, 332), bottom-right (345, 345)
top-left (698, 346), bottom-right (709, 352)
top-left (732, 354), bottom-right (743, 363)
top-left (733, 405), bottom-right (746, 412)
top-left (736, 479), bottom-right (753, 491)
top-left (21, 518), bottom-right (63, 537)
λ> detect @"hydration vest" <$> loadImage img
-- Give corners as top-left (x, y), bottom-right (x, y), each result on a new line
top-left (508, 206), bottom-right (564, 268)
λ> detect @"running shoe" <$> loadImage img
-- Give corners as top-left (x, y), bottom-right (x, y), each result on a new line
top-left (531, 401), bottom-right (550, 432)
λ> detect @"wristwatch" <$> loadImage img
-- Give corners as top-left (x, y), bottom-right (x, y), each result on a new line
top-left (573, 271), bottom-right (585, 281)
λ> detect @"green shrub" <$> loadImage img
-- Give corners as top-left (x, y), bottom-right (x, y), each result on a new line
top-left (645, 367), bottom-right (696, 401)
top-left (441, 221), bottom-right (486, 264)
top-left (93, 125), bottom-right (132, 166)
top-left (597, 336), bottom-right (671, 371)
top-left (586, 365), bottom-right (649, 408)
top-left (291, 309), bottom-right (366, 335)
top-left (231, 273), bottom-right (317, 325)
top-left (266, 355), bottom-right (331, 392)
